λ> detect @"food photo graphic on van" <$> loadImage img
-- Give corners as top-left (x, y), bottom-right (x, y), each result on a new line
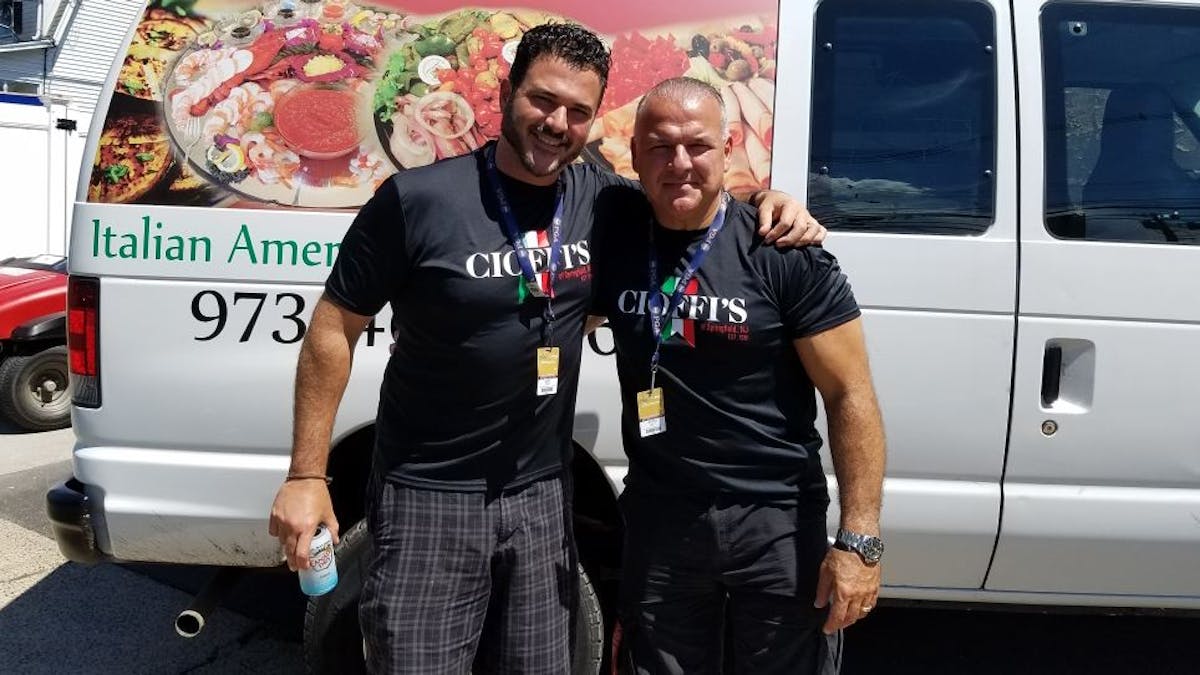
top-left (90, 0), bottom-right (777, 211)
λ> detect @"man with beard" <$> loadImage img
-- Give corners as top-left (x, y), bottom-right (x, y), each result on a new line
top-left (591, 78), bottom-right (885, 674)
top-left (268, 24), bottom-right (821, 674)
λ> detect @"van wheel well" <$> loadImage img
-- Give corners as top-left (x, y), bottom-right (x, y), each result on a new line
top-left (571, 445), bottom-right (624, 675)
top-left (571, 446), bottom-right (623, 579)
top-left (326, 426), bottom-right (374, 531)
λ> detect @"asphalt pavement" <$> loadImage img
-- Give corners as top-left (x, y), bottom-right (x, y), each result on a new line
top-left (1, 420), bottom-right (1198, 674)
top-left (0, 420), bottom-right (302, 674)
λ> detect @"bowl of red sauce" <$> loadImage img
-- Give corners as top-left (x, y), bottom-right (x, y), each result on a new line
top-left (274, 86), bottom-right (362, 160)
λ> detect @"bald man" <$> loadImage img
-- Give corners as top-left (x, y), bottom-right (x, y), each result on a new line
top-left (590, 77), bottom-right (886, 674)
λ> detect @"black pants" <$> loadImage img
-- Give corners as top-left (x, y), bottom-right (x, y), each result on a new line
top-left (618, 491), bottom-right (842, 675)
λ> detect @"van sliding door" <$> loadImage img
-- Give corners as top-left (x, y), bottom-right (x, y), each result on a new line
top-left (777, 0), bottom-right (1017, 590)
top-left (992, 1), bottom-right (1200, 603)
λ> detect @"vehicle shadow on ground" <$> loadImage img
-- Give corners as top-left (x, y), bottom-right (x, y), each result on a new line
top-left (0, 418), bottom-right (36, 435)
top-left (6, 561), bottom-right (1200, 673)
top-left (844, 604), bottom-right (1200, 674)
top-left (0, 417), bottom-right (72, 435)
top-left (0, 560), bottom-right (304, 674)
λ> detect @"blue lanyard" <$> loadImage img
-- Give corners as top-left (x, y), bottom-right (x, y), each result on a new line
top-left (483, 145), bottom-right (565, 344)
top-left (646, 195), bottom-right (729, 388)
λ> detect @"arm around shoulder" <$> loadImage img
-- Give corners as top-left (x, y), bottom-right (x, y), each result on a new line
top-left (748, 189), bottom-right (828, 247)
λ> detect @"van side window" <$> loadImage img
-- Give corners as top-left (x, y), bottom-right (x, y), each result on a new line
top-left (808, 0), bottom-right (997, 235)
top-left (1044, 3), bottom-right (1200, 244)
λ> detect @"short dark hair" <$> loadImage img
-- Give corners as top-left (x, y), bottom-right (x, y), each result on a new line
top-left (509, 23), bottom-right (611, 100)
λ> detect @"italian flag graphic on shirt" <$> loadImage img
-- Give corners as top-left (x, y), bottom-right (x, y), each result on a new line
top-left (516, 229), bottom-right (552, 303)
top-left (660, 276), bottom-right (700, 347)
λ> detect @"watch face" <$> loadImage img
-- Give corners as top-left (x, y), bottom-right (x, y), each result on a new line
top-left (861, 537), bottom-right (884, 562)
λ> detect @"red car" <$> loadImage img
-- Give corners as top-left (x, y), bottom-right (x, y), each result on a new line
top-left (0, 255), bottom-right (70, 431)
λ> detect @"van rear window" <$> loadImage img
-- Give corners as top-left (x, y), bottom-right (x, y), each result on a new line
top-left (87, 0), bottom-right (782, 211)
top-left (1043, 2), bottom-right (1200, 245)
top-left (808, 0), bottom-right (997, 235)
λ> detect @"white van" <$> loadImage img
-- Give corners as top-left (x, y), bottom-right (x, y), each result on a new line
top-left (48, 0), bottom-right (1200, 672)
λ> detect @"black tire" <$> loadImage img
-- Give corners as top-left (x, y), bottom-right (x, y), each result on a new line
top-left (303, 520), bottom-right (371, 675)
top-left (303, 519), bottom-right (605, 675)
top-left (575, 560), bottom-right (605, 674)
top-left (0, 346), bottom-right (71, 432)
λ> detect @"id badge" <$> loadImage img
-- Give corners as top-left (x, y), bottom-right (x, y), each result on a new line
top-left (636, 387), bottom-right (666, 437)
top-left (536, 347), bottom-right (560, 396)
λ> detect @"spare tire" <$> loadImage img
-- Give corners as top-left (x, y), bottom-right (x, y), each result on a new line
top-left (0, 346), bottom-right (71, 432)
top-left (303, 519), bottom-right (604, 674)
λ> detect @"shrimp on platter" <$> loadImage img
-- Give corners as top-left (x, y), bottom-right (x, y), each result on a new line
top-left (189, 30), bottom-right (287, 116)
top-left (347, 145), bottom-right (393, 188)
top-left (174, 48), bottom-right (235, 88)
top-left (242, 131), bottom-right (302, 188)
top-left (201, 82), bottom-right (271, 139)
top-left (170, 48), bottom-right (253, 126)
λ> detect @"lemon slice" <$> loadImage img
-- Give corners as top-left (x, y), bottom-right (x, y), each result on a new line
top-left (207, 144), bottom-right (247, 173)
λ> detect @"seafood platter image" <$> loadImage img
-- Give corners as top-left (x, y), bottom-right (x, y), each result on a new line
top-left (90, 0), bottom-right (778, 210)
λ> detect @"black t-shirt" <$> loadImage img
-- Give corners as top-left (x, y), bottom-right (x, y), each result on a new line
top-left (326, 143), bottom-right (625, 492)
top-left (593, 190), bottom-right (861, 506)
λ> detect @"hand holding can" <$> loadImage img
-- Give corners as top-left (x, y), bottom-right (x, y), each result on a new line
top-left (299, 523), bottom-right (339, 596)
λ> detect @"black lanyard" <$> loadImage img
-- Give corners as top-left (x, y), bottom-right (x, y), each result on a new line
top-left (646, 195), bottom-right (729, 388)
top-left (483, 145), bottom-right (565, 345)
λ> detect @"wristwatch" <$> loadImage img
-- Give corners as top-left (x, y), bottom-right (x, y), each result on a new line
top-left (833, 528), bottom-right (884, 565)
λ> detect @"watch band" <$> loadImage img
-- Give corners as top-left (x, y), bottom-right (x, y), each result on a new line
top-left (835, 528), bottom-right (884, 564)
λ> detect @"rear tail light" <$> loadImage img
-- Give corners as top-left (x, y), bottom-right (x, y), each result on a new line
top-left (68, 275), bottom-right (100, 408)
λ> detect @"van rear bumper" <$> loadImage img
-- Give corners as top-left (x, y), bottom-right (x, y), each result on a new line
top-left (45, 478), bottom-right (108, 564)
top-left (67, 445), bottom-right (287, 566)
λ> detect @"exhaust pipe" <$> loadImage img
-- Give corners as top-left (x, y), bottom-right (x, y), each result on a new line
top-left (175, 609), bottom-right (206, 639)
top-left (174, 567), bottom-right (242, 638)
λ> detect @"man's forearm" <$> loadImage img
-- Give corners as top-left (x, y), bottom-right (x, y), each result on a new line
top-left (289, 325), bottom-right (354, 475)
top-left (826, 388), bottom-right (886, 534)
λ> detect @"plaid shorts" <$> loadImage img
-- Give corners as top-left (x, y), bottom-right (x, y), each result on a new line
top-left (359, 473), bottom-right (575, 674)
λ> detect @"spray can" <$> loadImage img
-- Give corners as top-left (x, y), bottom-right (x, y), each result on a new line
top-left (299, 523), bottom-right (338, 596)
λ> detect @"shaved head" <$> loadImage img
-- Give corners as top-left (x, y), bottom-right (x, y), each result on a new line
top-left (636, 77), bottom-right (728, 140)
